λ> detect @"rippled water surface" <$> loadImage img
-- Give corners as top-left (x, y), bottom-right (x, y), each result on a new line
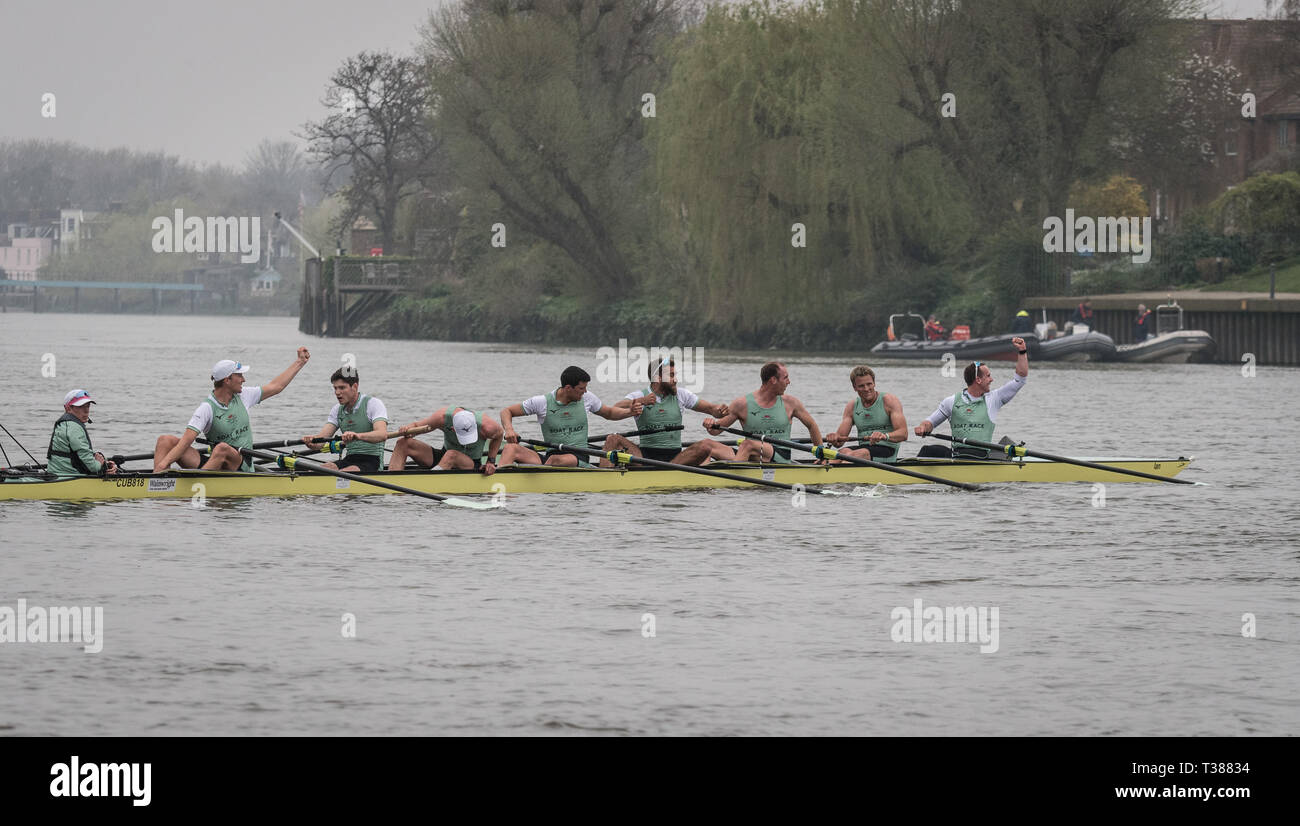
top-left (1, 314), bottom-right (1296, 735)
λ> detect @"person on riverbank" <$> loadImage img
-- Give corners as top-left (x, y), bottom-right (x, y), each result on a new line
top-left (914, 338), bottom-right (1029, 459)
top-left (152, 348), bottom-right (311, 472)
top-left (46, 389), bottom-right (117, 476)
top-left (302, 368), bottom-right (389, 473)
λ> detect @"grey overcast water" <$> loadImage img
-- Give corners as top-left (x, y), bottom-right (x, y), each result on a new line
top-left (1, 314), bottom-right (1296, 736)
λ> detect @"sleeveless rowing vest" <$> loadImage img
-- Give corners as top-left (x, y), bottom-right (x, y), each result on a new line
top-left (203, 393), bottom-right (255, 471)
top-left (636, 387), bottom-right (683, 450)
top-left (336, 394), bottom-right (382, 458)
top-left (949, 390), bottom-right (994, 459)
top-left (541, 391), bottom-right (589, 445)
top-left (852, 394), bottom-right (899, 462)
top-left (441, 407), bottom-right (487, 462)
top-left (745, 393), bottom-right (792, 462)
top-left (46, 413), bottom-right (96, 475)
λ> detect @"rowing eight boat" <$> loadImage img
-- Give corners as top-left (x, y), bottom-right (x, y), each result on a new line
top-left (0, 456), bottom-right (1192, 501)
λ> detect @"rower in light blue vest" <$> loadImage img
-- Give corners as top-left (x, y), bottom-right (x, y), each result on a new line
top-left (825, 365), bottom-right (906, 463)
top-left (600, 357), bottom-right (736, 467)
top-left (704, 361), bottom-right (823, 463)
top-left (498, 365), bottom-right (642, 467)
top-left (152, 348), bottom-right (312, 473)
top-left (915, 337), bottom-right (1029, 459)
top-left (302, 367), bottom-right (389, 473)
top-left (388, 405), bottom-right (505, 475)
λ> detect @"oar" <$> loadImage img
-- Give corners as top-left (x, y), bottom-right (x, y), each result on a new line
top-left (925, 433), bottom-right (1196, 484)
top-left (719, 427), bottom-right (981, 491)
top-left (586, 425), bottom-right (684, 443)
top-left (524, 438), bottom-right (855, 497)
top-left (239, 447), bottom-right (500, 509)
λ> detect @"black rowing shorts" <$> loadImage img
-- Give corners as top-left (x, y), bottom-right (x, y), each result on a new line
top-left (342, 454), bottom-right (383, 473)
top-left (640, 447), bottom-right (681, 463)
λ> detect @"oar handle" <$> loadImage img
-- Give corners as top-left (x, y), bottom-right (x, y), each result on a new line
top-left (524, 438), bottom-right (839, 495)
top-left (586, 424), bottom-right (684, 443)
top-left (722, 427), bottom-right (981, 491)
top-left (926, 433), bottom-right (1194, 484)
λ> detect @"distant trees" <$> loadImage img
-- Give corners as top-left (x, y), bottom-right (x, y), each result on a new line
top-left (421, 0), bottom-right (685, 301)
top-left (300, 52), bottom-right (442, 254)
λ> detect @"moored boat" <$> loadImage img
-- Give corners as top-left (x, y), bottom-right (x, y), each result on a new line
top-left (1037, 329), bottom-right (1116, 362)
top-left (1113, 300), bottom-right (1216, 363)
top-left (0, 456), bottom-right (1193, 501)
top-left (871, 332), bottom-right (1035, 361)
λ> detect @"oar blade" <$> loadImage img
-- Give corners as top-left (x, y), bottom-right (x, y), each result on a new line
top-left (440, 496), bottom-right (502, 511)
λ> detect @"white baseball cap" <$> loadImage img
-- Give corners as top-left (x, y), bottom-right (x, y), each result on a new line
top-left (211, 360), bottom-right (251, 381)
top-left (63, 389), bottom-right (95, 407)
top-left (452, 409), bottom-right (478, 445)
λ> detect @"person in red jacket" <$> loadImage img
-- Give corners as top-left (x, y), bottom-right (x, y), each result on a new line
top-left (924, 315), bottom-right (947, 341)
top-left (1134, 304), bottom-right (1154, 341)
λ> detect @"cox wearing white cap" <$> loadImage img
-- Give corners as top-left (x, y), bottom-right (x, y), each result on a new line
top-left (152, 347), bottom-right (311, 473)
top-left (46, 389), bottom-right (117, 476)
top-left (387, 405), bottom-right (504, 475)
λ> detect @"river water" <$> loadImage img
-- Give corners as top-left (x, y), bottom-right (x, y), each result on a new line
top-left (1, 313), bottom-right (1296, 736)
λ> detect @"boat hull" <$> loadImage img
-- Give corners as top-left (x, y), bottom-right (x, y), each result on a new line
top-left (0, 457), bottom-right (1194, 501)
top-left (1037, 331), bottom-right (1116, 362)
top-left (871, 333), bottom-right (1034, 361)
top-left (1114, 330), bottom-right (1216, 363)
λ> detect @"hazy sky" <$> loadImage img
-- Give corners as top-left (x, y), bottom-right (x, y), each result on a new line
top-left (0, 0), bottom-right (444, 170)
top-left (0, 0), bottom-right (1279, 171)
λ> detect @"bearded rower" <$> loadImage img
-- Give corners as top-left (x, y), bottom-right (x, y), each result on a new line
top-left (824, 365), bottom-right (906, 462)
top-left (387, 406), bottom-right (504, 475)
top-left (703, 362), bottom-right (822, 462)
top-left (601, 358), bottom-right (735, 466)
top-left (152, 348), bottom-right (311, 472)
top-left (302, 368), bottom-right (389, 473)
top-left (499, 366), bottom-right (641, 467)
top-left (46, 389), bottom-right (117, 476)
top-left (914, 336), bottom-right (1028, 458)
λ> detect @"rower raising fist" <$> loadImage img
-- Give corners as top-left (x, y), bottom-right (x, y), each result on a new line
top-left (296, 346), bottom-right (311, 365)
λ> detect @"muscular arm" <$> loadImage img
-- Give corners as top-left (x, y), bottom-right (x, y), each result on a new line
top-left (704, 396), bottom-right (746, 433)
top-left (157, 428), bottom-right (199, 472)
top-left (597, 402), bottom-right (641, 421)
top-left (260, 347), bottom-right (311, 400)
top-left (882, 393), bottom-right (908, 442)
top-left (350, 419), bottom-right (388, 444)
top-left (303, 422), bottom-right (338, 448)
top-left (827, 401), bottom-right (855, 446)
top-left (500, 403), bottom-right (527, 442)
top-left (786, 396), bottom-right (822, 445)
top-left (694, 398), bottom-right (730, 418)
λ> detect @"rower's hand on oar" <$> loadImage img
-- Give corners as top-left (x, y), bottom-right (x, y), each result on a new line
top-left (915, 421), bottom-right (933, 437)
top-left (482, 460), bottom-right (496, 477)
top-left (398, 422), bottom-right (421, 439)
top-left (340, 431), bottom-right (358, 443)
top-left (825, 432), bottom-right (845, 447)
top-left (869, 431), bottom-right (888, 444)
top-left (302, 436), bottom-right (319, 450)
top-left (703, 418), bottom-right (722, 436)
top-left (103, 461), bottom-right (118, 475)
top-left (503, 427), bottom-right (519, 444)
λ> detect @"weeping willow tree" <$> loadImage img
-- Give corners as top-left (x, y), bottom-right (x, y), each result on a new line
top-left (653, 0), bottom-right (974, 332)
top-left (422, 0), bottom-right (685, 303)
